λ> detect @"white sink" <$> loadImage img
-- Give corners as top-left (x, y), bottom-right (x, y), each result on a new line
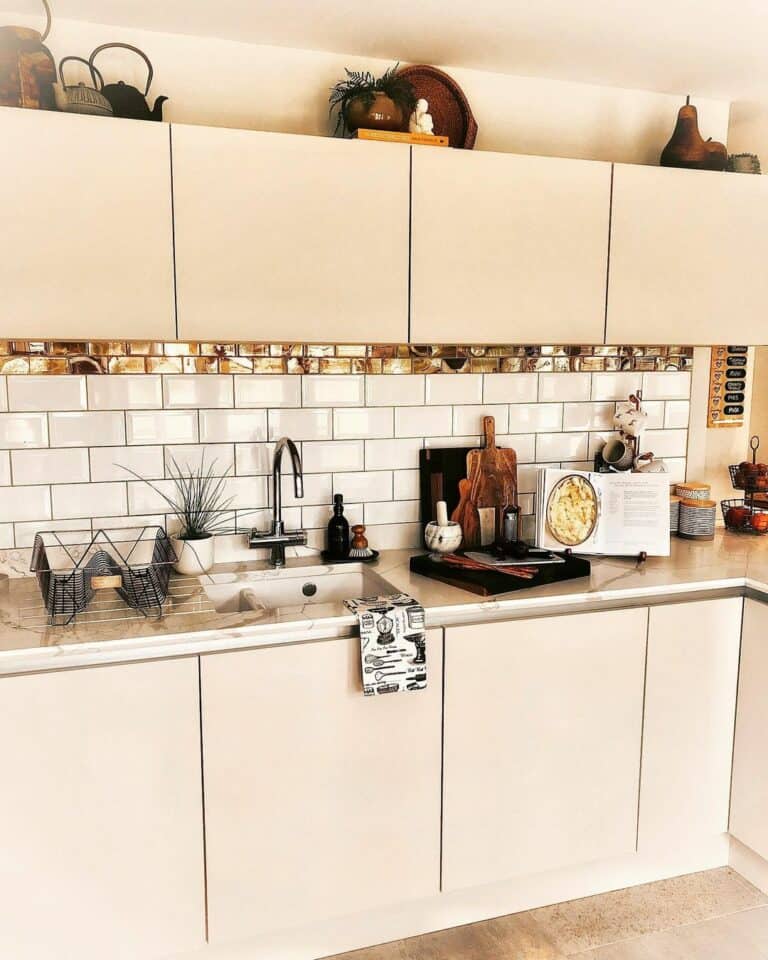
top-left (202, 564), bottom-right (398, 620)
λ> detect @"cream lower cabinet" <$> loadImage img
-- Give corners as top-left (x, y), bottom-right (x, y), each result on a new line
top-left (201, 631), bottom-right (443, 945)
top-left (410, 148), bottom-right (611, 344)
top-left (172, 126), bottom-right (410, 343)
top-left (0, 107), bottom-right (176, 340)
top-left (0, 658), bottom-right (205, 960)
top-left (730, 599), bottom-right (768, 857)
top-left (442, 609), bottom-right (647, 892)
top-left (638, 598), bottom-right (741, 850)
top-left (607, 163), bottom-right (768, 345)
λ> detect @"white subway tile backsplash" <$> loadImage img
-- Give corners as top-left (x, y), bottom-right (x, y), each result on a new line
top-left (453, 405), bottom-right (509, 436)
top-left (538, 373), bottom-right (591, 403)
top-left (642, 372), bottom-right (691, 400)
top-left (335, 407), bottom-right (393, 440)
top-left (518, 464), bottom-right (547, 495)
top-left (126, 478), bottom-right (179, 515)
top-left (368, 375), bottom-right (425, 407)
top-left (364, 522), bottom-right (422, 550)
top-left (393, 469), bottom-right (420, 500)
top-left (50, 411), bottom-right (123, 448)
top-left (483, 374), bottom-right (538, 404)
top-left (0, 523), bottom-right (14, 548)
top-left (0, 380), bottom-right (6, 412)
top-left (562, 401), bottom-right (615, 432)
top-left (52, 482), bottom-right (127, 520)
top-left (91, 446), bottom-right (164, 483)
top-left (536, 432), bottom-right (588, 462)
top-left (8, 375), bottom-right (86, 412)
top-left (163, 375), bottom-right (233, 409)
top-left (365, 438), bottom-right (423, 471)
top-left (664, 400), bottom-right (691, 429)
top-left (167, 443), bottom-right (235, 476)
top-left (302, 440), bottom-right (364, 474)
top-left (234, 443), bottom-right (275, 476)
top-left (642, 401), bottom-right (665, 430)
top-left (333, 471), bottom-right (392, 503)
top-left (271, 408), bottom-right (333, 441)
top-left (588, 431), bottom-right (619, 459)
top-left (235, 375), bottom-right (301, 408)
top-left (126, 410), bottom-right (197, 446)
top-left (88, 375), bottom-right (162, 410)
top-left (200, 409), bottom-right (267, 444)
top-left (424, 434), bottom-right (481, 449)
top-left (0, 412), bottom-right (48, 449)
top-left (279, 473), bottom-right (332, 507)
top-left (643, 429), bottom-right (688, 458)
top-left (221, 476), bottom-right (268, 510)
top-left (302, 502), bottom-right (363, 530)
top-left (303, 375), bottom-right (364, 407)
top-left (12, 448), bottom-right (88, 486)
top-left (364, 500), bottom-right (419, 525)
top-left (508, 403), bottom-right (562, 433)
top-left (591, 372), bottom-right (643, 401)
top-left (662, 458), bottom-right (687, 484)
top-left (395, 406), bottom-right (451, 438)
top-left (14, 518), bottom-right (84, 548)
top-left (496, 434), bottom-right (536, 463)
top-left (426, 375), bottom-right (481, 406)
top-left (0, 452), bottom-right (9, 485)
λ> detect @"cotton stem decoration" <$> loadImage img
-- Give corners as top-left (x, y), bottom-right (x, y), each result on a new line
top-left (409, 98), bottom-right (434, 135)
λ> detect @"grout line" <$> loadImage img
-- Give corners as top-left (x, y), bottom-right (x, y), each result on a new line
top-left (635, 607), bottom-right (650, 853)
top-left (439, 627), bottom-right (446, 893)
top-left (169, 125), bottom-right (180, 341)
top-left (196, 656), bottom-right (210, 943)
top-left (727, 597), bottom-right (746, 833)
top-left (603, 164), bottom-right (615, 346)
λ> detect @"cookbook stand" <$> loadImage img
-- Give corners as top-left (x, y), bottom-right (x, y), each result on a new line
top-left (564, 547), bottom-right (647, 566)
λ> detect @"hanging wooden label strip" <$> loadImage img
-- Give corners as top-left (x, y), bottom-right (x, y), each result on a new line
top-left (708, 345), bottom-right (748, 428)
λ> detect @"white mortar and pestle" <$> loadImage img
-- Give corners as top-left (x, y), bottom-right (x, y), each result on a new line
top-left (425, 500), bottom-right (463, 555)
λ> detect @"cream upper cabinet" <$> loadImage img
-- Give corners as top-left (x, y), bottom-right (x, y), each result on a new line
top-left (731, 599), bottom-right (768, 858)
top-left (607, 164), bottom-right (768, 345)
top-left (173, 125), bottom-right (410, 343)
top-left (638, 598), bottom-right (741, 851)
top-left (410, 148), bottom-right (611, 344)
top-left (201, 632), bottom-right (442, 945)
top-left (0, 658), bottom-right (205, 960)
top-left (442, 609), bottom-right (647, 892)
top-left (0, 107), bottom-right (175, 341)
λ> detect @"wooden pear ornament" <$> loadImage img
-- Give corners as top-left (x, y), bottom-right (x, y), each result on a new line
top-left (660, 97), bottom-right (727, 171)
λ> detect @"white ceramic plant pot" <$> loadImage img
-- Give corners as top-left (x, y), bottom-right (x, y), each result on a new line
top-left (171, 534), bottom-right (215, 575)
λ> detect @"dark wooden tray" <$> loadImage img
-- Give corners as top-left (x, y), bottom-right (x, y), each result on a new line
top-left (409, 551), bottom-right (591, 596)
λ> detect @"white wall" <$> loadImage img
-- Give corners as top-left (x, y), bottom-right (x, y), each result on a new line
top-left (5, 11), bottom-right (730, 163)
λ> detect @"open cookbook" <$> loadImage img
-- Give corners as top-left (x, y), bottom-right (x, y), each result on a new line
top-left (535, 468), bottom-right (670, 557)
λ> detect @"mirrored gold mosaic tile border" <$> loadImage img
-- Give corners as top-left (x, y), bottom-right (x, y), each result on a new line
top-left (0, 342), bottom-right (694, 375)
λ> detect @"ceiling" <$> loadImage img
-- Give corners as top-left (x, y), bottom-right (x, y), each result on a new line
top-left (5, 0), bottom-right (767, 100)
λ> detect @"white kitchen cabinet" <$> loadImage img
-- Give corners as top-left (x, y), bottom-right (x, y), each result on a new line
top-left (731, 599), bottom-right (768, 857)
top-left (607, 163), bottom-right (768, 345)
top-left (0, 107), bottom-right (175, 340)
top-left (173, 125), bottom-right (410, 343)
top-left (410, 148), bottom-right (611, 344)
top-left (201, 631), bottom-right (442, 944)
top-left (638, 598), bottom-right (741, 851)
top-left (0, 658), bottom-right (205, 960)
top-left (442, 608), bottom-right (647, 892)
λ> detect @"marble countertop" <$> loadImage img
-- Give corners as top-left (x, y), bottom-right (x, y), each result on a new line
top-left (2, 531), bottom-right (768, 676)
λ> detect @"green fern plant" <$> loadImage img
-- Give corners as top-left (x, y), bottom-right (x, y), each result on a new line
top-left (329, 64), bottom-right (416, 137)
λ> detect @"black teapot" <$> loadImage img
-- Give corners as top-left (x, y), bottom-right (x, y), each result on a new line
top-left (89, 42), bottom-right (167, 121)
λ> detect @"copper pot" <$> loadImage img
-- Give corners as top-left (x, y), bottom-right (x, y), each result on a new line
top-left (345, 92), bottom-right (403, 133)
top-left (0, 0), bottom-right (57, 110)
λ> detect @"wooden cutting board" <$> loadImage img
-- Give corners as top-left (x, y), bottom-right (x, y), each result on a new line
top-left (453, 416), bottom-right (518, 547)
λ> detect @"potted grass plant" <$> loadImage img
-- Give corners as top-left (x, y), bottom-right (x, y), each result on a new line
top-left (120, 454), bottom-right (234, 575)
top-left (329, 63), bottom-right (416, 137)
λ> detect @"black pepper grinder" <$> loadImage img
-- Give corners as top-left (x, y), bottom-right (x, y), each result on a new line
top-left (326, 494), bottom-right (350, 560)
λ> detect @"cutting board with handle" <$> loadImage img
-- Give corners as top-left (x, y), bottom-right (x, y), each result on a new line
top-left (453, 416), bottom-right (518, 547)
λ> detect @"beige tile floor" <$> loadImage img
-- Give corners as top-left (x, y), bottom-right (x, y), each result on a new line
top-left (330, 868), bottom-right (768, 959)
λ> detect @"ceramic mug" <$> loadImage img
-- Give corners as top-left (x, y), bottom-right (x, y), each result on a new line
top-left (602, 437), bottom-right (634, 471)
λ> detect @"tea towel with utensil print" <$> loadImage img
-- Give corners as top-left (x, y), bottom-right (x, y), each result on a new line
top-left (344, 593), bottom-right (427, 696)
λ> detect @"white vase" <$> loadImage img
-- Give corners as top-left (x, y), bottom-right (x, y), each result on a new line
top-left (171, 534), bottom-right (215, 575)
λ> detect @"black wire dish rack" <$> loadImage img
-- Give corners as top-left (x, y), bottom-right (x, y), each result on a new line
top-left (30, 526), bottom-right (177, 626)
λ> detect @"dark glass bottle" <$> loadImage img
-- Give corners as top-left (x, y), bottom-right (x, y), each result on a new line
top-left (327, 493), bottom-right (350, 559)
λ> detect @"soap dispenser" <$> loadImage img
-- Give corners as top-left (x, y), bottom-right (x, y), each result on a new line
top-left (326, 493), bottom-right (350, 560)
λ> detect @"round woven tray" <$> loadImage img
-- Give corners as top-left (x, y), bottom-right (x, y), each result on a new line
top-left (397, 64), bottom-right (478, 149)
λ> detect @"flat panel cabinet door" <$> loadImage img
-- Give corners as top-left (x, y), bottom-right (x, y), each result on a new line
top-left (607, 164), bottom-right (768, 344)
top-left (173, 126), bottom-right (410, 342)
top-left (410, 148), bottom-right (611, 344)
top-left (0, 659), bottom-right (205, 960)
top-left (639, 598), bottom-right (741, 850)
top-left (0, 107), bottom-right (175, 340)
top-left (731, 599), bottom-right (768, 858)
top-left (201, 631), bottom-right (442, 944)
top-left (442, 609), bottom-right (647, 892)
